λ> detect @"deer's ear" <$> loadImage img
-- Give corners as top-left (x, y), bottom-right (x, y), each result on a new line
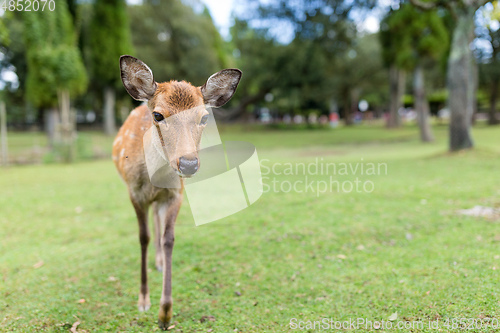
top-left (201, 69), bottom-right (242, 107)
top-left (120, 55), bottom-right (157, 101)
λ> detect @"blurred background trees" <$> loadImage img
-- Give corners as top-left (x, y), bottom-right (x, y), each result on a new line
top-left (1, 0), bottom-right (500, 163)
top-left (229, 0), bottom-right (381, 123)
top-left (89, 0), bottom-right (133, 135)
top-left (380, 4), bottom-right (449, 141)
top-left (410, 0), bottom-right (489, 151)
top-left (22, 0), bottom-right (87, 161)
top-left (129, 0), bottom-right (228, 85)
top-left (478, 2), bottom-right (500, 125)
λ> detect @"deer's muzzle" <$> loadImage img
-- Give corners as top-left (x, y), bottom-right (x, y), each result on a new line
top-left (177, 155), bottom-right (199, 177)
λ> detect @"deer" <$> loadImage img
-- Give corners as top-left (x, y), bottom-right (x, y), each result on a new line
top-left (112, 55), bottom-right (242, 330)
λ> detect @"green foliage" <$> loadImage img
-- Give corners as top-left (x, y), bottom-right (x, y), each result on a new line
top-left (128, 0), bottom-right (225, 85)
top-left (89, 0), bottom-right (133, 87)
top-left (0, 15), bottom-right (9, 46)
top-left (230, 19), bottom-right (284, 102)
top-left (232, 18), bottom-right (332, 114)
top-left (0, 11), bottom-right (28, 124)
top-left (22, 1), bottom-right (88, 108)
top-left (380, 4), bottom-right (449, 70)
top-left (427, 89), bottom-right (448, 103)
top-left (403, 94), bottom-right (414, 105)
top-left (230, 0), bottom-right (387, 116)
top-left (478, 4), bottom-right (500, 92)
top-left (331, 33), bottom-right (389, 110)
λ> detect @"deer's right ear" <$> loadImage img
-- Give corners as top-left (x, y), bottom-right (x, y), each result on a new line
top-left (120, 55), bottom-right (157, 101)
top-left (201, 69), bottom-right (242, 107)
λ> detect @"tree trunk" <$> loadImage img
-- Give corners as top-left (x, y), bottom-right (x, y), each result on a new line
top-left (471, 59), bottom-right (478, 125)
top-left (329, 97), bottom-right (338, 115)
top-left (120, 105), bottom-right (130, 124)
top-left (388, 64), bottom-right (405, 128)
top-left (58, 89), bottom-right (75, 163)
top-left (104, 86), bottom-right (116, 135)
top-left (45, 108), bottom-right (60, 147)
top-left (397, 69), bottom-right (406, 116)
top-left (0, 101), bottom-right (8, 166)
top-left (448, 9), bottom-right (475, 151)
top-left (413, 65), bottom-right (434, 142)
top-left (350, 88), bottom-right (360, 124)
top-left (489, 78), bottom-right (499, 125)
top-left (343, 88), bottom-right (353, 126)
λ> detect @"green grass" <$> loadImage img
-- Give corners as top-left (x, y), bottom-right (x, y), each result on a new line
top-left (1, 123), bottom-right (500, 332)
top-left (5, 131), bottom-right (115, 164)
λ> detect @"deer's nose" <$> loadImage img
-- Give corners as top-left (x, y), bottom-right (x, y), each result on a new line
top-left (178, 156), bottom-right (199, 176)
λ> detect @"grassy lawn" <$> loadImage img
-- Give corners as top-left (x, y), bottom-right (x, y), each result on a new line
top-left (4, 131), bottom-right (115, 164)
top-left (1, 123), bottom-right (500, 332)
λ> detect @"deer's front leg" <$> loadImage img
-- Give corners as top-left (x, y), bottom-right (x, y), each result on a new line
top-left (152, 202), bottom-right (163, 272)
top-left (132, 201), bottom-right (151, 312)
top-left (158, 197), bottom-right (181, 330)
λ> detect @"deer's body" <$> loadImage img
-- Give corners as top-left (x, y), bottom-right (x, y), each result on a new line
top-left (114, 103), bottom-right (166, 200)
top-left (114, 56), bottom-right (241, 330)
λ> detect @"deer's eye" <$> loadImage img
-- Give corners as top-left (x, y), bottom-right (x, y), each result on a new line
top-left (200, 114), bottom-right (209, 126)
top-left (153, 112), bottom-right (164, 122)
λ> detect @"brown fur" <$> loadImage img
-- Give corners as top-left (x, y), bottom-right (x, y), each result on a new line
top-left (150, 81), bottom-right (204, 116)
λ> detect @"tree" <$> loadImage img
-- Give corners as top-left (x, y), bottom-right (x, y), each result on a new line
top-left (332, 34), bottom-right (388, 125)
top-left (478, 2), bottom-right (500, 125)
top-left (89, 0), bottom-right (133, 135)
top-left (483, 28), bottom-right (500, 125)
top-left (381, 4), bottom-right (449, 141)
top-left (0, 16), bottom-right (8, 46)
top-left (22, 1), bottom-right (88, 160)
top-left (228, 18), bottom-right (331, 120)
top-left (1, 11), bottom-right (35, 128)
top-left (410, 0), bottom-right (489, 151)
top-left (128, 0), bottom-right (227, 86)
top-left (224, 0), bottom-right (377, 121)
top-left (380, 15), bottom-right (406, 129)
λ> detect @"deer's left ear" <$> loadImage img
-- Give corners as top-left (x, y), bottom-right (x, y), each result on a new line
top-left (201, 69), bottom-right (242, 107)
top-left (120, 55), bottom-right (157, 101)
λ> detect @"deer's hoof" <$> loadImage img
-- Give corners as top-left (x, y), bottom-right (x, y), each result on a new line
top-left (138, 303), bottom-right (151, 312)
top-left (138, 293), bottom-right (151, 312)
top-left (158, 319), bottom-right (171, 330)
top-left (158, 300), bottom-right (173, 330)
top-left (156, 255), bottom-right (163, 272)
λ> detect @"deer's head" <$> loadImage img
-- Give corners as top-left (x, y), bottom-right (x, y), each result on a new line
top-left (120, 55), bottom-right (241, 178)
